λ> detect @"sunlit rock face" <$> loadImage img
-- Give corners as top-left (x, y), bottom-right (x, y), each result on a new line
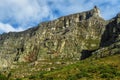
top-left (0, 6), bottom-right (112, 69)
top-left (91, 12), bottom-right (120, 59)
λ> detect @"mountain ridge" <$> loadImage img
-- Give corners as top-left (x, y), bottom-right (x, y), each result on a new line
top-left (0, 6), bottom-right (120, 73)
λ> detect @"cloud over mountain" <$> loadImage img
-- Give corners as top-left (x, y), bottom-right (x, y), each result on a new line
top-left (0, 0), bottom-right (120, 33)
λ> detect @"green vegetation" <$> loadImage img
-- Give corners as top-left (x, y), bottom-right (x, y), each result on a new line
top-left (0, 6), bottom-right (120, 80)
top-left (0, 73), bottom-right (7, 80)
top-left (1, 54), bottom-right (120, 80)
top-left (40, 54), bottom-right (120, 80)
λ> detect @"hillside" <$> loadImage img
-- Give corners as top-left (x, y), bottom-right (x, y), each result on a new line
top-left (0, 6), bottom-right (105, 68)
top-left (1, 54), bottom-right (120, 80)
top-left (0, 6), bottom-right (120, 80)
top-left (27, 54), bottom-right (120, 80)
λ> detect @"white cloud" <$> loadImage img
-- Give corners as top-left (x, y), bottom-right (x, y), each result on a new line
top-left (0, 0), bottom-right (51, 28)
top-left (0, 22), bottom-right (24, 33)
top-left (0, 0), bottom-right (120, 33)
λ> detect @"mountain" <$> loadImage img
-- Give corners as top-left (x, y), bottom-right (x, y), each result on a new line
top-left (0, 6), bottom-right (120, 79)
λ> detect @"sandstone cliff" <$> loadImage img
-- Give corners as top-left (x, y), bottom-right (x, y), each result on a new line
top-left (0, 6), bottom-right (119, 70)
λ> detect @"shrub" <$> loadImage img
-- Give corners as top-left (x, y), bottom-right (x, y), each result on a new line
top-left (0, 74), bottom-right (7, 80)
top-left (100, 73), bottom-right (114, 78)
top-left (29, 75), bottom-right (36, 79)
top-left (75, 71), bottom-right (90, 78)
top-left (99, 64), bottom-right (118, 79)
top-left (87, 66), bottom-right (98, 73)
top-left (39, 72), bottom-right (45, 79)
top-left (16, 78), bottom-right (22, 80)
top-left (116, 71), bottom-right (120, 76)
top-left (67, 75), bottom-right (77, 80)
top-left (99, 65), bottom-right (117, 74)
top-left (44, 77), bottom-right (53, 80)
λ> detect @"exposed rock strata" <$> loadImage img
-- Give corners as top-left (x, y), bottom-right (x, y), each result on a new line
top-left (1, 6), bottom-right (119, 69)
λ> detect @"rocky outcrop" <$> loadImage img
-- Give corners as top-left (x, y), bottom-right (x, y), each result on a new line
top-left (0, 6), bottom-right (109, 69)
top-left (91, 13), bottom-right (120, 59)
top-left (101, 13), bottom-right (120, 46)
top-left (92, 42), bottom-right (120, 59)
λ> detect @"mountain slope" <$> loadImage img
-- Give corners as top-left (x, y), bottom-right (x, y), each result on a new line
top-left (0, 6), bottom-right (120, 80)
top-left (3, 54), bottom-right (120, 80)
top-left (36, 54), bottom-right (120, 80)
top-left (0, 6), bottom-right (106, 69)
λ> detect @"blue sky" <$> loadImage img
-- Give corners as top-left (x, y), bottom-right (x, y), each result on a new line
top-left (0, 0), bottom-right (120, 33)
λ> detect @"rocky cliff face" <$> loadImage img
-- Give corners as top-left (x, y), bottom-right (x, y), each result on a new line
top-left (91, 13), bottom-right (120, 59)
top-left (0, 6), bottom-right (119, 70)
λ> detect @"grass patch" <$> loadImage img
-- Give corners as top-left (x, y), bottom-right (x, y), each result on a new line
top-left (7, 54), bottom-right (120, 80)
top-left (0, 73), bottom-right (7, 80)
top-left (40, 54), bottom-right (120, 80)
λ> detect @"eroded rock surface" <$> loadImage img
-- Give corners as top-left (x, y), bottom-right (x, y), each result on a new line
top-left (0, 6), bottom-right (109, 69)
top-left (92, 12), bottom-right (120, 59)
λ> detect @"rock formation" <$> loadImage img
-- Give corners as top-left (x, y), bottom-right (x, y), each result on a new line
top-left (92, 12), bottom-right (120, 59)
top-left (0, 6), bottom-right (119, 70)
